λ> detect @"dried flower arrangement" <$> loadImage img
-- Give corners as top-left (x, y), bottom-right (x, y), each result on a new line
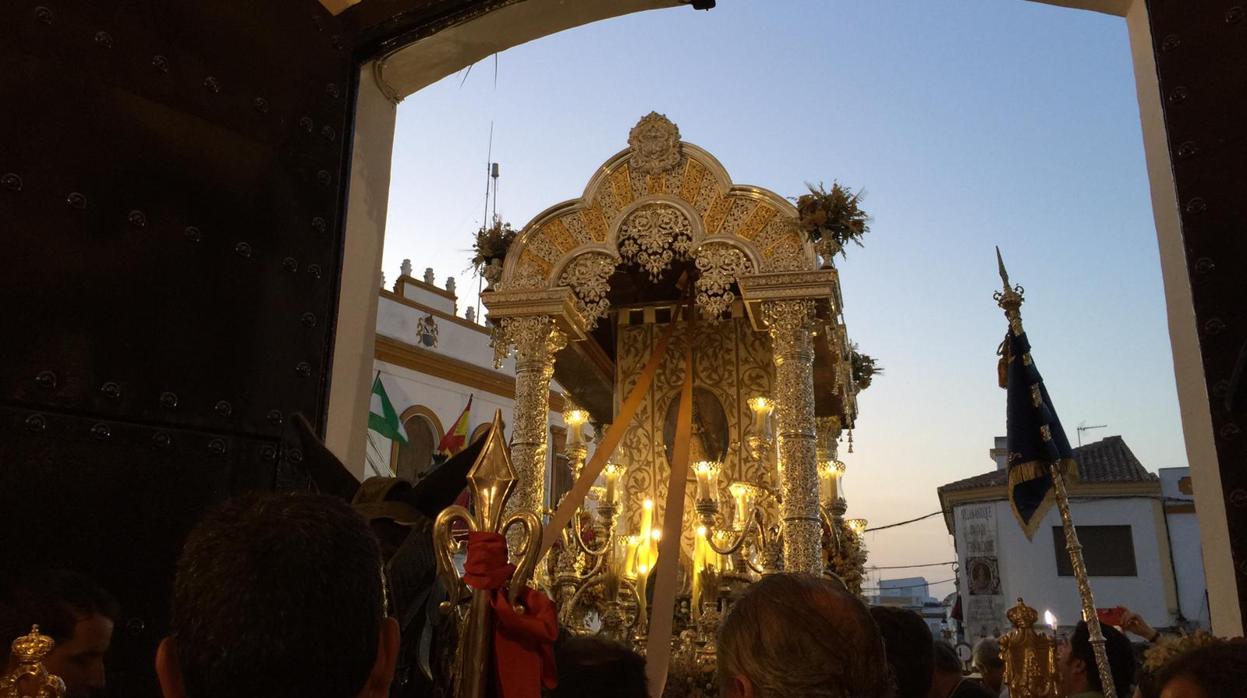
top-left (794, 181), bottom-right (871, 257)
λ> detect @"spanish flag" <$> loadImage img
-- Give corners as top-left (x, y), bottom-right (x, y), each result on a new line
top-left (437, 395), bottom-right (473, 457)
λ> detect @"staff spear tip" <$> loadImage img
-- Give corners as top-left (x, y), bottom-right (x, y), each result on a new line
top-left (996, 246), bottom-right (1010, 290)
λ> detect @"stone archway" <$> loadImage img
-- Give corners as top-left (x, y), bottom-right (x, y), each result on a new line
top-left (322, 0), bottom-right (1244, 632)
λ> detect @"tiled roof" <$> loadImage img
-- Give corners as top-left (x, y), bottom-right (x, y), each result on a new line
top-left (938, 435), bottom-right (1157, 495)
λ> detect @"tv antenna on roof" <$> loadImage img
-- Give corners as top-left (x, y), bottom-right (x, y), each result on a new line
top-left (1076, 422), bottom-right (1107, 447)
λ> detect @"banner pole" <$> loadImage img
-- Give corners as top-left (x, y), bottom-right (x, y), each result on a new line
top-left (1050, 463), bottom-right (1117, 698)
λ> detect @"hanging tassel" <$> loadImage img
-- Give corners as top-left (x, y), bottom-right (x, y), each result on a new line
top-left (997, 333), bottom-right (1011, 389)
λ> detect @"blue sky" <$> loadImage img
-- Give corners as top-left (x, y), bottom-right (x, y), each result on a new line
top-left (383, 1), bottom-right (1179, 599)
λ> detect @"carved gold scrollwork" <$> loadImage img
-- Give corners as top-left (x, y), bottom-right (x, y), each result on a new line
top-left (694, 244), bottom-right (753, 320)
top-left (763, 299), bottom-right (821, 574)
top-left (492, 316), bottom-right (567, 538)
top-left (618, 203), bottom-right (693, 282)
top-left (559, 252), bottom-right (619, 330)
top-left (628, 112), bottom-right (682, 176)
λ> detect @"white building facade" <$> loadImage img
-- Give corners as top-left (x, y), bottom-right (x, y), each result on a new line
top-left (364, 264), bottom-right (575, 496)
top-left (938, 436), bottom-right (1207, 646)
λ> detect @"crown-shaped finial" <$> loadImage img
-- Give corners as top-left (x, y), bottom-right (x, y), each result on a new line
top-left (1007, 598), bottom-right (1039, 629)
top-left (11, 625), bottom-right (55, 662)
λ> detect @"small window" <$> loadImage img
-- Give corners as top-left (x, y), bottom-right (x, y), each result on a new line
top-left (396, 416), bottom-right (436, 481)
top-left (1052, 525), bottom-right (1137, 577)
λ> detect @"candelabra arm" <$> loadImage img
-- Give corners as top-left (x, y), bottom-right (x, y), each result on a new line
top-left (819, 505), bottom-right (842, 555)
top-left (570, 510), bottom-right (613, 558)
top-left (704, 510), bottom-right (761, 557)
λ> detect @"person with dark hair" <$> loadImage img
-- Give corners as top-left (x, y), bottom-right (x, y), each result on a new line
top-left (930, 640), bottom-right (994, 698)
top-left (552, 635), bottom-right (647, 698)
top-left (970, 638), bottom-right (1005, 697)
top-left (870, 606), bottom-right (934, 698)
top-left (154, 493), bottom-right (399, 698)
top-left (1153, 641), bottom-right (1247, 698)
top-left (1057, 621), bottom-right (1134, 698)
top-left (0, 569), bottom-right (120, 698)
top-left (718, 573), bottom-right (892, 697)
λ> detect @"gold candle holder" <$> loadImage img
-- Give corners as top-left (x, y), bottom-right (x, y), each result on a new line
top-left (1001, 598), bottom-right (1064, 698)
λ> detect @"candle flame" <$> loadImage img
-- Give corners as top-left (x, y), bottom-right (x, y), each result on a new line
top-left (643, 499), bottom-right (654, 510)
top-left (1044, 610), bottom-right (1057, 630)
top-left (748, 396), bottom-right (773, 413)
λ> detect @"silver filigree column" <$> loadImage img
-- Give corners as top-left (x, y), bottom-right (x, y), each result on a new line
top-left (498, 315), bottom-right (567, 548)
top-left (764, 299), bottom-right (821, 574)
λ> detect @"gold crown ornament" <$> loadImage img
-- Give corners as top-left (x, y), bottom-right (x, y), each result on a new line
top-left (1000, 599), bottom-right (1064, 698)
top-left (0, 625), bottom-right (67, 697)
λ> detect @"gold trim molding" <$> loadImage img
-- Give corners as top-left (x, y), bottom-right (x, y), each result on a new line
top-left (375, 334), bottom-right (565, 412)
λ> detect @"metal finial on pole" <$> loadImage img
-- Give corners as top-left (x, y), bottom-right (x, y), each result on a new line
top-left (996, 245), bottom-right (1010, 289)
top-left (993, 247), bottom-right (1025, 333)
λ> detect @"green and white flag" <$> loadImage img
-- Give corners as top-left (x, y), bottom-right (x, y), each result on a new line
top-left (368, 374), bottom-right (408, 445)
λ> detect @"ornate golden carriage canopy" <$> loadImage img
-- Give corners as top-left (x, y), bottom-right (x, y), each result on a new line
top-left (486, 112), bottom-right (856, 424)
top-left (481, 114), bottom-right (863, 591)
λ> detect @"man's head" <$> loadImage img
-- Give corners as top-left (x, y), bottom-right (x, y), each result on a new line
top-left (971, 637), bottom-right (1004, 694)
top-left (1154, 641), bottom-right (1247, 698)
top-left (929, 640), bottom-right (964, 698)
top-left (1057, 621), bottom-right (1134, 697)
top-left (0, 569), bottom-right (119, 698)
top-left (155, 493), bottom-right (399, 698)
top-left (869, 606), bottom-right (934, 698)
top-left (717, 573), bottom-right (892, 698)
top-left (553, 636), bottom-right (647, 698)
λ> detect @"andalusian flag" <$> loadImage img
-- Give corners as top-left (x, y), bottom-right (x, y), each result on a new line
top-left (437, 395), bottom-right (473, 457)
top-left (369, 374), bottom-right (408, 445)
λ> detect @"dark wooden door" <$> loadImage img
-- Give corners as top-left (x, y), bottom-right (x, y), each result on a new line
top-left (0, 2), bottom-right (354, 693)
top-left (1147, 0), bottom-right (1247, 630)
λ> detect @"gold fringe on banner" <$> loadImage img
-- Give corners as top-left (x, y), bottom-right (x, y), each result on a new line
top-left (1008, 457), bottom-right (1077, 540)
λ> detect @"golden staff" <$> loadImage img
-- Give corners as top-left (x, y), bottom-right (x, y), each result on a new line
top-left (432, 410), bottom-right (543, 698)
top-left (995, 248), bottom-right (1117, 698)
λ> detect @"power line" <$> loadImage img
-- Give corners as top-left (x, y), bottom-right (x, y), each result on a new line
top-left (864, 510), bottom-right (946, 532)
top-left (868, 561), bottom-right (957, 570)
top-left (861, 492), bottom-right (1185, 535)
top-left (862, 576), bottom-right (957, 593)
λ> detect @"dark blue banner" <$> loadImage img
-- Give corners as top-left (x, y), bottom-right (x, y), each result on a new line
top-left (1002, 327), bottom-right (1076, 539)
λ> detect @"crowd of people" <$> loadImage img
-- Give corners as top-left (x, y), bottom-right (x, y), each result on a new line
top-left (3, 492), bottom-right (1245, 698)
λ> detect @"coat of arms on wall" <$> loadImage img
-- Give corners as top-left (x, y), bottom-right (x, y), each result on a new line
top-left (416, 315), bottom-right (438, 348)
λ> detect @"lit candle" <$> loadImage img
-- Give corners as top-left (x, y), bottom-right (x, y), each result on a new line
top-left (564, 407), bottom-right (589, 447)
top-left (817, 460), bottom-right (846, 506)
top-left (602, 462), bottom-right (624, 506)
top-left (1044, 610), bottom-right (1058, 635)
top-left (623, 535), bottom-right (639, 578)
top-left (692, 525), bottom-right (708, 619)
top-left (639, 498), bottom-right (654, 563)
top-left (694, 461), bottom-right (719, 502)
top-left (730, 482), bottom-right (754, 530)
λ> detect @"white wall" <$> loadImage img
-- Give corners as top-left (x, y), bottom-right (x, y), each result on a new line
top-left (1159, 467), bottom-right (1210, 628)
top-left (956, 496), bottom-right (1174, 634)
